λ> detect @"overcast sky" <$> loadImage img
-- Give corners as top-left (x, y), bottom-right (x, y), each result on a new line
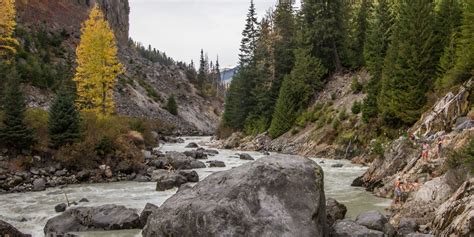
top-left (129, 0), bottom-right (280, 68)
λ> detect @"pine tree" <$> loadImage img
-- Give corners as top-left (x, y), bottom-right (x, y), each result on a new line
top-left (48, 86), bottom-right (81, 148)
top-left (438, 0), bottom-right (473, 87)
top-left (300, 0), bottom-right (348, 72)
top-left (238, 0), bottom-right (259, 67)
top-left (73, 6), bottom-right (124, 116)
top-left (269, 47), bottom-right (327, 138)
top-left (434, 0), bottom-right (462, 65)
top-left (362, 0), bottom-right (393, 121)
top-left (0, 67), bottom-right (34, 150)
top-left (0, 0), bottom-right (18, 58)
top-left (351, 0), bottom-right (372, 68)
top-left (166, 94), bottom-right (178, 116)
top-left (378, 0), bottom-right (437, 127)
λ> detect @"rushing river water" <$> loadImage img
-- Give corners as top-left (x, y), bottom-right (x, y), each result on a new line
top-left (0, 137), bottom-right (390, 236)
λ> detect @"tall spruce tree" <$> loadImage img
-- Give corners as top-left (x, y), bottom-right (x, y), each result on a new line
top-left (362, 0), bottom-right (393, 121)
top-left (0, 67), bottom-right (34, 150)
top-left (48, 86), bottom-right (81, 148)
top-left (438, 0), bottom-right (473, 88)
top-left (197, 49), bottom-right (207, 93)
top-left (300, 0), bottom-right (348, 72)
top-left (435, 0), bottom-right (462, 65)
top-left (378, 0), bottom-right (437, 127)
top-left (222, 0), bottom-right (260, 130)
top-left (351, 0), bottom-right (372, 68)
top-left (269, 47), bottom-right (327, 138)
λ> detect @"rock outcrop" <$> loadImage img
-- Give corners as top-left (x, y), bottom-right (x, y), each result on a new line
top-left (0, 220), bottom-right (31, 237)
top-left (431, 178), bottom-right (473, 236)
top-left (143, 155), bottom-right (326, 237)
top-left (44, 204), bottom-right (140, 235)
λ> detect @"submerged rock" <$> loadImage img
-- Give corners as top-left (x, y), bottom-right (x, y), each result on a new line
top-left (185, 142), bottom-right (199, 148)
top-left (54, 203), bottom-right (67, 213)
top-left (208, 160), bottom-right (226, 167)
top-left (239, 153), bottom-right (254, 160)
top-left (143, 155), bottom-right (326, 237)
top-left (0, 219), bottom-right (31, 237)
top-left (44, 204), bottom-right (140, 235)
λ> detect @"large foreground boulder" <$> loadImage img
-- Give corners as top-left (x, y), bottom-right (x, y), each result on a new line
top-left (0, 220), bottom-right (31, 237)
top-left (44, 204), bottom-right (140, 235)
top-left (143, 155), bottom-right (326, 237)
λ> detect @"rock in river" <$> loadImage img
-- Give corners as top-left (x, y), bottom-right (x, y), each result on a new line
top-left (239, 153), bottom-right (254, 160)
top-left (44, 204), bottom-right (140, 235)
top-left (185, 142), bottom-right (199, 148)
top-left (142, 155), bottom-right (326, 237)
top-left (140, 203), bottom-right (159, 228)
top-left (332, 219), bottom-right (384, 237)
top-left (32, 178), bottom-right (46, 191)
top-left (326, 198), bottom-right (347, 227)
top-left (208, 160), bottom-right (226, 167)
top-left (0, 219), bottom-right (31, 237)
top-left (152, 170), bottom-right (188, 191)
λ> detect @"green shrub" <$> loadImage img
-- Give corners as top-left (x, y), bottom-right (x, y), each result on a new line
top-left (332, 118), bottom-right (341, 130)
top-left (373, 139), bottom-right (384, 158)
top-left (338, 109), bottom-right (348, 121)
top-left (351, 76), bottom-right (363, 93)
top-left (166, 94), bottom-right (178, 115)
top-left (352, 101), bottom-right (362, 114)
top-left (445, 138), bottom-right (474, 173)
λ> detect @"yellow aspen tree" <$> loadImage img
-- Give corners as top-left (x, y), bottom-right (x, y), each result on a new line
top-left (0, 0), bottom-right (19, 58)
top-left (73, 6), bottom-right (124, 116)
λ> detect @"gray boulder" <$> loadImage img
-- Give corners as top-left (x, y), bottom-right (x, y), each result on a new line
top-left (326, 198), bottom-right (347, 226)
top-left (239, 153), bottom-right (254, 160)
top-left (76, 170), bottom-right (90, 182)
top-left (397, 218), bottom-right (418, 236)
top-left (55, 203), bottom-right (67, 213)
top-left (183, 150), bottom-right (208, 160)
top-left (161, 152), bottom-right (206, 170)
top-left (0, 220), bottom-right (31, 237)
top-left (152, 170), bottom-right (188, 191)
top-left (142, 155), bottom-right (326, 237)
top-left (140, 203), bottom-right (159, 227)
top-left (44, 204), bottom-right (140, 235)
top-left (208, 160), bottom-right (226, 167)
top-left (332, 219), bottom-right (384, 237)
top-left (331, 163), bottom-right (344, 168)
top-left (32, 178), bottom-right (46, 191)
top-left (178, 170), bottom-right (199, 183)
top-left (185, 142), bottom-right (199, 148)
top-left (355, 210), bottom-right (387, 232)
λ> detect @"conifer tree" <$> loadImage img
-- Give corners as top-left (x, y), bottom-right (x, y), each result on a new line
top-left (269, 47), bottom-right (327, 138)
top-left (48, 86), bottom-right (81, 148)
top-left (300, 0), bottom-right (348, 72)
top-left (73, 6), bottom-right (124, 116)
top-left (378, 0), bottom-right (437, 127)
top-left (438, 0), bottom-right (473, 87)
top-left (435, 0), bottom-right (462, 64)
top-left (0, 0), bottom-right (18, 58)
top-left (197, 49), bottom-right (207, 93)
top-left (238, 0), bottom-right (259, 67)
top-left (362, 0), bottom-right (393, 121)
top-left (351, 0), bottom-right (372, 68)
top-left (0, 67), bottom-right (34, 150)
top-left (166, 94), bottom-right (178, 116)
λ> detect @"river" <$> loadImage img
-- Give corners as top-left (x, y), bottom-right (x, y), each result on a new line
top-left (0, 136), bottom-right (391, 236)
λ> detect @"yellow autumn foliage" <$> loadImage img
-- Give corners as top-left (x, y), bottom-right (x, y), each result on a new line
top-left (0, 0), bottom-right (19, 57)
top-left (73, 6), bottom-right (124, 116)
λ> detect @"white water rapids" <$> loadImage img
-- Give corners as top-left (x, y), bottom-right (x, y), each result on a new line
top-left (0, 136), bottom-right (390, 236)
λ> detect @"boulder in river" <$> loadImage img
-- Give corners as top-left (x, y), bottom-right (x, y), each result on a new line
top-left (355, 210), bottom-right (388, 232)
top-left (44, 204), bottom-right (140, 235)
top-left (161, 152), bottom-right (206, 170)
top-left (331, 163), bottom-right (344, 168)
top-left (326, 198), bottom-right (347, 226)
top-left (239, 153), bottom-right (254, 160)
top-left (178, 170), bottom-right (199, 182)
top-left (332, 219), bottom-right (384, 237)
top-left (0, 219), bottom-right (31, 237)
top-left (55, 203), bottom-right (67, 213)
top-left (152, 170), bottom-right (188, 191)
top-left (185, 142), bottom-right (199, 148)
top-left (32, 178), bottom-right (46, 191)
top-left (142, 155), bottom-right (326, 237)
top-left (140, 203), bottom-right (159, 228)
top-left (208, 160), bottom-right (226, 167)
top-left (183, 150), bottom-right (208, 159)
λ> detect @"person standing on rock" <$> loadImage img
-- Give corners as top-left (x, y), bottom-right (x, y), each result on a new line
top-left (394, 177), bottom-right (402, 204)
top-left (422, 142), bottom-right (429, 161)
top-left (436, 137), bottom-right (443, 159)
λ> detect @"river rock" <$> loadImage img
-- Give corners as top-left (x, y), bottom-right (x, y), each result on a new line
top-left (32, 178), bottom-right (46, 191)
top-left (44, 204), bottom-right (140, 235)
top-left (162, 152), bottom-right (206, 170)
top-left (76, 170), bottom-right (90, 182)
top-left (79, 198), bottom-right (89, 203)
top-left (397, 218), bottom-right (418, 236)
top-left (0, 219), bottom-right (31, 237)
top-left (140, 203), bottom-right (159, 228)
top-left (178, 170), bottom-right (199, 183)
top-left (332, 219), bottom-right (384, 237)
top-left (326, 198), bottom-right (347, 226)
top-left (55, 203), bottom-right (67, 213)
top-left (208, 160), bottom-right (225, 167)
top-left (355, 210), bottom-right (387, 232)
top-left (185, 142), bottom-right (199, 148)
top-left (134, 174), bottom-right (150, 182)
top-left (204, 149), bottom-right (219, 155)
top-left (142, 155), bottom-right (326, 237)
top-left (152, 170), bottom-right (188, 191)
top-left (239, 153), bottom-right (254, 160)
top-left (431, 178), bottom-right (473, 236)
top-left (183, 150), bottom-right (208, 159)
top-left (177, 183), bottom-right (194, 193)
top-left (331, 163), bottom-right (344, 168)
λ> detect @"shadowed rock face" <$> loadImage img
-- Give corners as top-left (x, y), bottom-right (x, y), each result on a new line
top-left (143, 155), bottom-right (326, 237)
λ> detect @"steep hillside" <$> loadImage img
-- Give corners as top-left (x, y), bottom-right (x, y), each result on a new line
top-left (15, 0), bottom-right (222, 135)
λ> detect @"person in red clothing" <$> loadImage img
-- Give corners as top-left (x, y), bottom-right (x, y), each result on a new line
top-left (422, 142), bottom-right (430, 161)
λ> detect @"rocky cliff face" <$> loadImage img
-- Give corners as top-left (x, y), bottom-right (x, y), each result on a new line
top-left (15, 0), bottom-right (222, 134)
